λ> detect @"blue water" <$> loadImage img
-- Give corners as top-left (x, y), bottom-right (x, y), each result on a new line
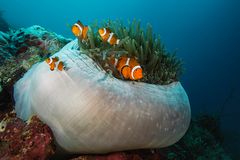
top-left (1, 0), bottom-right (240, 158)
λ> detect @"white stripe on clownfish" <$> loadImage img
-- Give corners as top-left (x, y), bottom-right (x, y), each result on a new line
top-left (107, 32), bottom-right (114, 43)
top-left (131, 65), bottom-right (141, 80)
top-left (48, 58), bottom-right (53, 65)
top-left (100, 28), bottom-right (107, 36)
top-left (109, 56), bottom-right (143, 80)
top-left (125, 58), bottom-right (130, 66)
top-left (114, 58), bottom-right (118, 67)
top-left (74, 23), bottom-right (83, 35)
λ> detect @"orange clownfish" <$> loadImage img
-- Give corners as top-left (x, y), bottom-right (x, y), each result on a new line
top-left (45, 57), bottom-right (64, 71)
top-left (98, 28), bottom-right (120, 45)
top-left (110, 56), bottom-right (143, 80)
top-left (72, 20), bottom-right (89, 40)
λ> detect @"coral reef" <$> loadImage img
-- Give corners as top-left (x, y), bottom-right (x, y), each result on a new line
top-left (0, 25), bottom-right (71, 99)
top-left (76, 19), bottom-right (183, 85)
top-left (0, 25), bottom-right (71, 64)
top-left (0, 111), bottom-right (55, 160)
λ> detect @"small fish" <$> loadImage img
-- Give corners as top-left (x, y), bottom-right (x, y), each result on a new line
top-left (45, 57), bottom-right (59, 71)
top-left (57, 61), bottom-right (64, 71)
top-left (110, 56), bottom-right (143, 80)
top-left (45, 57), bottom-right (65, 71)
top-left (98, 28), bottom-right (120, 45)
top-left (72, 20), bottom-right (89, 40)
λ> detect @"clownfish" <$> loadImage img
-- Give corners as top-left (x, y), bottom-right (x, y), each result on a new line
top-left (72, 20), bottom-right (89, 40)
top-left (98, 28), bottom-right (120, 45)
top-left (109, 56), bottom-right (143, 80)
top-left (45, 57), bottom-right (64, 71)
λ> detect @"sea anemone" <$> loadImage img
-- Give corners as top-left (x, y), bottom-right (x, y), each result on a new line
top-left (77, 19), bottom-right (183, 85)
top-left (13, 20), bottom-right (191, 153)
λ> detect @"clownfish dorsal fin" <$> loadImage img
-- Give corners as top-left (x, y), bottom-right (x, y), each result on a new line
top-left (106, 28), bottom-right (111, 33)
top-left (77, 20), bottom-right (84, 28)
top-left (53, 56), bottom-right (59, 62)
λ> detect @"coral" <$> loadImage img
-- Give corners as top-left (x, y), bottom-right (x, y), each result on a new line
top-left (0, 111), bottom-right (55, 160)
top-left (77, 19), bottom-right (183, 85)
top-left (0, 31), bottom-right (12, 64)
top-left (7, 25), bottom-right (71, 57)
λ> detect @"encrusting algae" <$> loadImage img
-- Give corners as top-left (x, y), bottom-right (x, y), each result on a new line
top-left (71, 19), bottom-right (183, 85)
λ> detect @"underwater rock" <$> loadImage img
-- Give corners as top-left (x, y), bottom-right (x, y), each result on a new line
top-left (14, 40), bottom-right (191, 153)
top-left (0, 111), bottom-right (55, 160)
